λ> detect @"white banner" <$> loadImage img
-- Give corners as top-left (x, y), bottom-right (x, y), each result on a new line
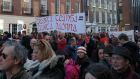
top-left (109, 30), bottom-right (135, 42)
top-left (36, 13), bottom-right (86, 34)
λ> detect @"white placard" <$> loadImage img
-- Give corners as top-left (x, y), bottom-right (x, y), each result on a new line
top-left (36, 13), bottom-right (86, 34)
top-left (109, 30), bottom-right (135, 42)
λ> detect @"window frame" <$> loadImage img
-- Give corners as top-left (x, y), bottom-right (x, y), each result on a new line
top-left (40, 0), bottom-right (48, 16)
top-left (2, 0), bottom-right (13, 13)
top-left (23, 0), bottom-right (32, 14)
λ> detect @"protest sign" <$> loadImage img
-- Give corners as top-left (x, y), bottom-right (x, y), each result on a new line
top-left (36, 13), bottom-right (86, 34)
top-left (36, 16), bottom-right (55, 32)
top-left (109, 30), bottom-right (135, 42)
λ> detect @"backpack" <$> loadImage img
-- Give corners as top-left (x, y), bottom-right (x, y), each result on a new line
top-left (64, 59), bottom-right (80, 79)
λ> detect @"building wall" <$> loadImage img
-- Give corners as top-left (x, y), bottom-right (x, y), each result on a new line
top-left (0, 15), bottom-right (35, 34)
top-left (0, 0), bottom-right (2, 14)
top-left (0, 0), bottom-right (81, 34)
top-left (13, 0), bottom-right (22, 15)
top-left (32, 0), bottom-right (40, 16)
top-left (119, 0), bottom-right (140, 31)
top-left (85, 0), bottom-right (118, 32)
top-left (122, 0), bottom-right (131, 28)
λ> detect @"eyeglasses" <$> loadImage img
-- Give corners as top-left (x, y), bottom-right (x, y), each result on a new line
top-left (0, 53), bottom-right (8, 59)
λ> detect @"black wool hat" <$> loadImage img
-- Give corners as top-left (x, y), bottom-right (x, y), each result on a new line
top-left (112, 46), bottom-right (131, 61)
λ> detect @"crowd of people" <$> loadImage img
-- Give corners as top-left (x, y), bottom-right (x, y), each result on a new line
top-left (0, 31), bottom-right (140, 79)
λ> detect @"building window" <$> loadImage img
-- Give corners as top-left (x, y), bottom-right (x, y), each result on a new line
top-left (108, 13), bottom-right (111, 24)
top-left (23, 0), bottom-right (32, 14)
top-left (40, 0), bottom-right (48, 16)
top-left (87, 0), bottom-right (90, 6)
top-left (105, 11), bottom-right (108, 24)
top-left (66, 0), bottom-right (71, 14)
top-left (96, 0), bottom-right (98, 7)
top-left (99, 0), bottom-right (102, 8)
top-left (12, 24), bottom-right (17, 34)
top-left (114, 2), bottom-right (117, 11)
top-left (93, 8), bottom-right (96, 23)
top-left (93, 0), bottom-right (96, 7)
top-left (102, 12), bottom-right (105, 23)
top-left (120, 13), bottom-right (123, 20)
top-left (104, 0), bottom-right (107, 9)
top-left (110, 13), bottom-right (113, 24)
top-left (101, 0), bottom-right (104, 8)
top-left (86, 10), bottom-right (90, 22)
top-left (100, 27), bottom-right (106, 32)
top-left (112, 14), bottom-right (115, 24)
top-left (2, 0), bottom-right (13, 12)
top-left (55, 0), bottom-right (60, 14)
top-left (96, 11), bottom-right (99, 23)
top-left (99, 11), bottom-right (102, 23)
top-left (114, 13), bottom-right (117, 24)
top-left (0, 20), bottom-right (4, 30)
top-left (109, 1), bottom-right (112, 10)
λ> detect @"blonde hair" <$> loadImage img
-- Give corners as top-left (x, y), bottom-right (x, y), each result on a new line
top-left (35, 39), bottom-right (56, 60)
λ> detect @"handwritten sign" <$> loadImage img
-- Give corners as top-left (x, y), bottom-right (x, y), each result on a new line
top-left (36, 13), bottom-right (86, 34)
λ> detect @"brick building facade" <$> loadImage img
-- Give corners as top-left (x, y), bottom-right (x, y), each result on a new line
top-left (118, 0), bottom-right (140, 31)
top-left (0, 0), bottom-right (81, 34)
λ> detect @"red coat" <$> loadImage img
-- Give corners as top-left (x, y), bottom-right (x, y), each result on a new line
top-left (100, 37), bottom-right (109, 44)
top-left (57, 38), bottom-right (67, 51)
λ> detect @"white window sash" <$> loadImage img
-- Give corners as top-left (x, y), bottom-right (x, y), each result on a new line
top-left (2, 0), bottom-right (12, 12)
top-left (23, 0), bottom-right (32, 13)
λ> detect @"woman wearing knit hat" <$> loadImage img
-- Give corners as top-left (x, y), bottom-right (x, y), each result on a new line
top-left (76, 46), bottom-right (91, 79)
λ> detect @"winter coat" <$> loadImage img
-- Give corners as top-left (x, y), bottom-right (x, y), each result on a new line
top-left (24, 59), bottom-right (40, 71)
top-left (0, 69), bottom-right (34, 79)
top-left (32, 56), bottom-right (65, 79)
top-left (76, 56), bottom-right (91, 79)
top-left (64, 45), bottom-right (77, 61)
top-left (111, 66), bottom-right (140, 79)
top-left (64, 59), bottom-right (80, 79)
top-left (122, 41), bottom-right (140, 65)
top-left (81, 39), bottom-right (98, 62)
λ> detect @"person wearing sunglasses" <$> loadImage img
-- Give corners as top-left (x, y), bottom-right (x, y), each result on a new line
top-left (0, 40), bottom-right (34, 79)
